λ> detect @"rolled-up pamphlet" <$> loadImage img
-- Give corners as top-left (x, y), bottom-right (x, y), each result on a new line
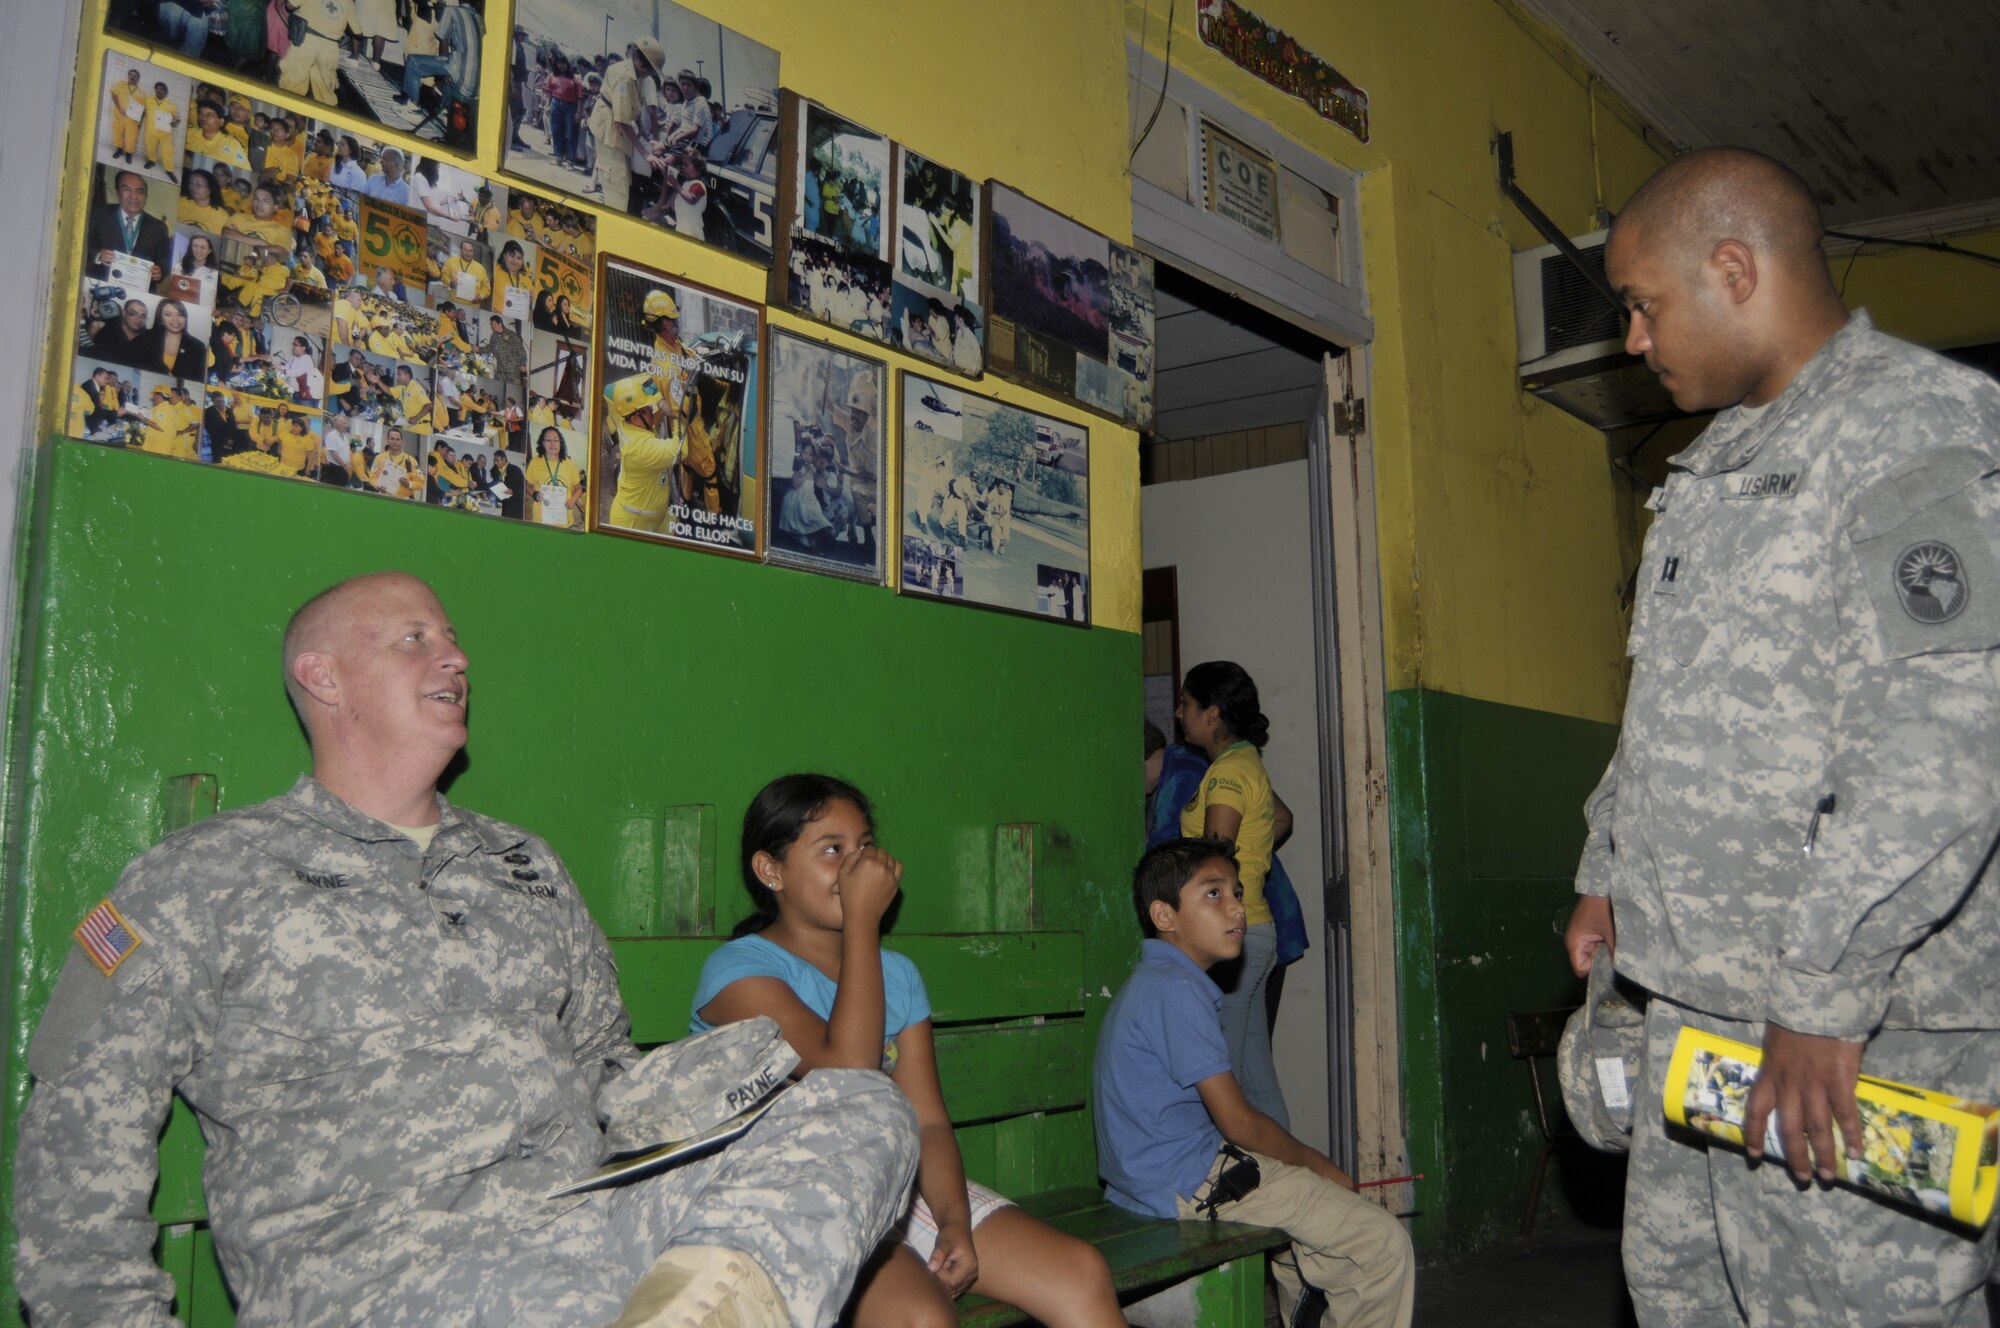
top-left (1665, 1026), bottom-right (1998, 1229)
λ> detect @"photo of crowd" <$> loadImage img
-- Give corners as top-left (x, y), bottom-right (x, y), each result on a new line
top-left (503, 0), bottom-right (780, 264)
top-left (104, 0), bottom-right (482, 150)
top-left (899, 374), bottom-right (1089, 620)
top-left (764, 329), bottom-right (883, 582)
top-left (68, 52), bottom-right (591, 531)
top-left (891, 149), bottom-right (984, 377)
top-left (778, 98), bottom-right (896, 346)
top-left (594, 260), bottom-right (762, 556)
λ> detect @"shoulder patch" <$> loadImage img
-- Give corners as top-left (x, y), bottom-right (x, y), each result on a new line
top-left (75, 900), bottom-right (142, 977)
top-left (1848, 460), bottom-right (2000, 659)
top-left (1892, 541), bottom-right (1969, 624)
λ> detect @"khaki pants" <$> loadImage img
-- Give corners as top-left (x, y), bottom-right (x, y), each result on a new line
top-left (595, 135), bottom-right (634, 213)
top-left (1177, 1147), bottom-right (1413, 1328)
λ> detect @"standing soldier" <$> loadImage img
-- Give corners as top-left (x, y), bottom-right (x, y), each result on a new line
top-left (1565, 147), bottom-right (2000, 1326)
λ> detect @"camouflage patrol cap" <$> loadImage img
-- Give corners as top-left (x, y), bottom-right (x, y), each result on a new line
top-left (1557, 947), bottom-right (1646, 1153)
top-left (598, 1015), bottom-right (800, 1153)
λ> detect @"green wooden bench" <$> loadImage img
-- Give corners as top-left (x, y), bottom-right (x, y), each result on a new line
top-left (616, 931), bottom-right (1287, 1327)
top-left (146, 919), bottom-right (1279, 1326)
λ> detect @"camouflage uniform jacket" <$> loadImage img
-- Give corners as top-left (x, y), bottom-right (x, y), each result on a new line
top-left (14, 777), bottom-right (639, 1327)
top-left (1577, 311), bottom-right (2000, 1040)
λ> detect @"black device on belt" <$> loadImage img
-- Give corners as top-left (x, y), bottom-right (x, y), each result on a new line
top-left (1193, 1142), bottom-right (1262, 1219)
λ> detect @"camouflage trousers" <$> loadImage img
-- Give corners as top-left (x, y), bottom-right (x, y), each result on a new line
top-left (1626, 999), bottom-right (2000, 1327)
top-left (371, 1068), bottom-right (918, 1328)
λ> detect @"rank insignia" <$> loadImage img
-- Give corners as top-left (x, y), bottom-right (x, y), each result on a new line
top-left (1894, 541), bottom-right (1967, 623)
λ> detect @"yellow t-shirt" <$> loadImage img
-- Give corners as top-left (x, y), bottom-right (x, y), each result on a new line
top-left (443, 257), bottom-right (491, 303)
top-left (263, 138), bottom-right (304, 179)
top-left (228, 212), bottom-right (294, 247)
top-left (148, 97), bottom-right (180, 134)
top-left (528, 399), bottom-right (556, 428)
top-left (493, 264), bottom-right (529, 314)
top-left (1180, 742), bottom-right (1276, 925)
top-left (68, 385), bottom-right (92, 437)
top-left (279, 429), bottom-right (317, 475)
top-left (371, 451), bottom-right (423, 498)
top-left (186, 127), bottom-right (250, 169)
top-left (391, 380), bottom-right (432, 424)
top-left (303, 152), bottom-right (333, 182)
top-left (526, 455), bottom-right (582, 526)
top-left (178, 200), bottom-right (233, 234)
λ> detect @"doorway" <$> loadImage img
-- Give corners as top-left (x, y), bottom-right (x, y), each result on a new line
top-left (1140, 264), bottom-right (1349, 1157)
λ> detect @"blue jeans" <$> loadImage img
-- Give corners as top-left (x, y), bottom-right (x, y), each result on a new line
top-left (1215, 920), bottom-right (1289, 1128)
top-left (548, 99), bottom-right (578, 163)
top-left (156, 2), bottom-right (211, 54)
top-left (402, 53), bottom-right (453, 103)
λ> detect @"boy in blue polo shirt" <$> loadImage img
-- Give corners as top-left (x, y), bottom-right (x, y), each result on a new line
top-left (1094, 837), bottom-right (1413, 1327)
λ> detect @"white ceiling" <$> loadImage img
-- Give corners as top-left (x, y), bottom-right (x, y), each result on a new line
top-left (1519, 0), bottom-right (2000, 236)
top-left (1150, 275), bottom-right (1330, 442)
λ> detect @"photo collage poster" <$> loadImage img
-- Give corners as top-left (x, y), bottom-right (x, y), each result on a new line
top-left (899, 374), bottom-right (1090, 623)
top-left (595, 258), bottom-right (763, 556)
top-left (888, 148), bottom-right (985, 379)
top-left (984, 182), bottom-right (1156, 430)
top-left (773, 95), bottom-right (896, 349)
top-left (764, 329), bottom-right (885, 583)
top-left (105, 0), bottom-right (479, 152)
top-left (503, 0), bottom-right (780, 266)
top-left (69, 51), bottom-right (597, 527)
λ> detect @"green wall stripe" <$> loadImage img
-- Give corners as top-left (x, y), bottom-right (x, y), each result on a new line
top-left (0, 442), bottom-right (1144, 1319)
top-left (1387, 686), bottom-right (1620, 1253)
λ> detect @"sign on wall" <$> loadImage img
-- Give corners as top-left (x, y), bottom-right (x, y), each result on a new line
top-left (1200, 120), bottom-right (1280, 244)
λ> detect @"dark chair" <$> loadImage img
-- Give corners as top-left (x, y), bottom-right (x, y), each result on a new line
top-left (1507, 1005), bottom-right (1579, 1234)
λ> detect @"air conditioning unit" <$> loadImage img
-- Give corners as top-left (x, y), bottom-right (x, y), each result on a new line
top-left (1514, 229), bottom-right (1680, 430)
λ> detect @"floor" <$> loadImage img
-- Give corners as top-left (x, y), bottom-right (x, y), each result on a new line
top-left (1410, 1216), bottom-right (1633, 1328)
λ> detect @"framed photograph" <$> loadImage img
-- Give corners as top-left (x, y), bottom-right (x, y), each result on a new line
top-left (95, 53), bottom-right (192, 193)
top-left (889, 148), bottom-right (985, 377)
top-left (764, 328), bottom-right (885, 582)
top-left (771, 94), bottom-right (895, 347)
top-left (105, 0), bottom-right (479, 153)
top-left (898, 373), bottom-right (1090, 623)
top-left (983, 182), bottom-right (1156, 430)
top-left (503, 0), bottom-right (781, 265)
top-left (592, 256), bottom-right (764, 556)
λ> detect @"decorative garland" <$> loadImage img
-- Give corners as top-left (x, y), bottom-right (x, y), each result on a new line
top-left (1195, 0), bottom-right (1370, 144)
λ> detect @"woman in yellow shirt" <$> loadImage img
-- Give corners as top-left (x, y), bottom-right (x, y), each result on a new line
top-left (492, 240), bottom-right (531, 317)
top-left (1176, 659), bottom-right (1295, 1128)
top-left (177, 170), bottom-right (233, 235)
top-left (525, 426), bottom-right (584, 527)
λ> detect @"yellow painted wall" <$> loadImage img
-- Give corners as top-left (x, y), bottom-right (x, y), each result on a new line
top-left (1840, 226), bottom-right (2000, 349)
top-left (41, 0), bottom-right (1147, 631)
top-left (1128, 0), bottom-right (1673, 724)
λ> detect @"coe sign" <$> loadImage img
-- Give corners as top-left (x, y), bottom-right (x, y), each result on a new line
top-left (1201, 120), bottom-right (1281, 244)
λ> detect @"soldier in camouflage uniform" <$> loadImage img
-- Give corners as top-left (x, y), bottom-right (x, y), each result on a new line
top-left (1563, 148), bottom-right (2000, 1325)
top-left (14, 572), bottom-right (919, 1328)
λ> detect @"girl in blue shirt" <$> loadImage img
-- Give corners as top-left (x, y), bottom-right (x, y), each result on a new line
top-left (693, 774), bottom-right (1123, 1328)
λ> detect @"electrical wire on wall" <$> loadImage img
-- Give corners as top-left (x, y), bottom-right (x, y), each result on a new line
top-left (1834, 228), bottom-right (2000, 298)
top-left (1129, 0), bottom-right (1178, 166)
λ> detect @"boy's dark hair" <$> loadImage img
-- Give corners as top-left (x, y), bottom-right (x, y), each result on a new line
top-left (1143, 720), bottom-right (1167, 759)
top-left (1182, 660), bottom-right (1270, 749)
top-left (734, 773), bottom-right (874, 937)
top-left (1133, 836), bottom-right (1237, 937)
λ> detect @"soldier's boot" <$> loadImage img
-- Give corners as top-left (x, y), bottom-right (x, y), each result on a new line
top-left (609, 1245), bottom-right (788, 1328)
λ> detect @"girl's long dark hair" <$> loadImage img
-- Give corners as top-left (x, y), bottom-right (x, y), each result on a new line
top-left (1182, 660), bottom-right (1271, 749)
top-left (733, 773), bottom-right (874, 937)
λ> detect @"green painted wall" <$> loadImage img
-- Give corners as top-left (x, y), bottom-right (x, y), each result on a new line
top-left (0, 441), bottom-right (1144, 1319)
top-left (1386, 687), bottom-right (1620, 1253)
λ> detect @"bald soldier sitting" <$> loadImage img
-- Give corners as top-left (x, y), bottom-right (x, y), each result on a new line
top-left (1566, 148), bottom-right (2000, 1325)
top-left (14, 572), bottom-right (918, 1328)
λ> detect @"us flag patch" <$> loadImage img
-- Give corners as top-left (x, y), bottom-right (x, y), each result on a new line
top-left (75, 900), bottom-right (141, 977)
